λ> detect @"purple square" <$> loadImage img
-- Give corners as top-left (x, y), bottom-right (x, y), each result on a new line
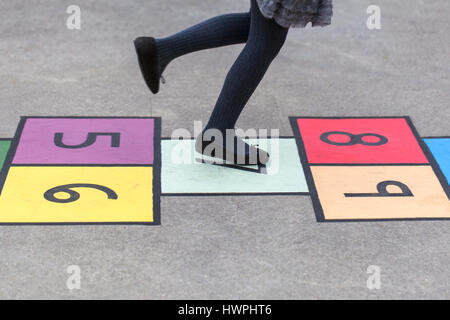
top-left (13, 118), bottom-right (155, 165)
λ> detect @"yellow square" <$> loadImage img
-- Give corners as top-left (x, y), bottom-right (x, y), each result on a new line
top-left (0, 166), bottom-right (156, 224)
top-left (311, 166), bottom-right (450, 220)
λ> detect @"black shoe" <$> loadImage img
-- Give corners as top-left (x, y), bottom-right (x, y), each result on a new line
top-left (134, 37), bottom-right (163, 94)
top-left (195, 133), bottom-right (270, 166)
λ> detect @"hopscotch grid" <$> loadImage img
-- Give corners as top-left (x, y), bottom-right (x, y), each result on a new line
top-left (1, 116), bottom-right (447, 224)
top-left (289, 115), bottom-right (450, 222)
top-left (0, 116), bottom-right (162, 226)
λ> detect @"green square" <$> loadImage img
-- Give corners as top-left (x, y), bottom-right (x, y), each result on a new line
top-left (0, 140), bottom-right (11, 170)
top-left (161, 138), bottom-right (308, 194)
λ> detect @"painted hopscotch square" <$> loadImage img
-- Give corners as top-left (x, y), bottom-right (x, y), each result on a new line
top-left (0, 166), bottom-right (157, 224)
top-left (310, 166), bottom-right (450, 221)
top-left (424, 138), bottom-right (450, 188)
top-left (294, 117), bottom-right (428, 164)
top-left (161, 138), bottom-right (308, 194)
top-left (0, 139), bottom-right (11, 170)
top-left (12, 117), bottom-right (156, 165)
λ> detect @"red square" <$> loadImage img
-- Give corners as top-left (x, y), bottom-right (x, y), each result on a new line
top-left (295, 118), bottom-right (428, 164)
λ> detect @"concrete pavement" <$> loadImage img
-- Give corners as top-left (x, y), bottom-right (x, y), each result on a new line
top-left (0, 0), bottom-right (449, 299)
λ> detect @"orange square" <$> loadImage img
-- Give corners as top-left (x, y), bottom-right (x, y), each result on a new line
top-left (310, 166), bottom-right (450, 220)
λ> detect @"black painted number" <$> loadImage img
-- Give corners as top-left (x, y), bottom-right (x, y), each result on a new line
top-left (44, 184), bottom-right (118, 203)
top-left (345, 180), bottom-right (413, 198)
top-left (54, 132), bottom-right (120, 149)
top-left (320, 131), bottom-right (388, 146)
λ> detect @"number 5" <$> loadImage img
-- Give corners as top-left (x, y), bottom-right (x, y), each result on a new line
top-left (54, 132), bottom-right (120, 149)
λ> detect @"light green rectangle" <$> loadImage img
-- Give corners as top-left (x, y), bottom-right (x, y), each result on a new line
top-left (161, 138), bottom-right (308, 194)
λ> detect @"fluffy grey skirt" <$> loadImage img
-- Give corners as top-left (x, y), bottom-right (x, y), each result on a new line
top-left (256, 0), bottom-right (333, 28)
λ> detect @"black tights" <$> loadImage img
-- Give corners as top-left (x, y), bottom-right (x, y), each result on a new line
top-left (155, 0), bottom-right (289, 133)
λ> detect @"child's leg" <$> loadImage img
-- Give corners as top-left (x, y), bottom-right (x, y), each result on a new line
top-left (156, 13), bottom-right (250, 75)
top-left (204, 0), bottom-right (288, 133)
top-left (196, 0), bottom-right (288, 165)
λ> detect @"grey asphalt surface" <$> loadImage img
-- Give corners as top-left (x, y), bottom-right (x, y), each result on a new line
top-left (0, 0), bottom-right (449, 299)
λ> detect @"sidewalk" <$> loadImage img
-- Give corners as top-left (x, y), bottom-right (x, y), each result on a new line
top-left (0, 0), bottom-right (448, 299)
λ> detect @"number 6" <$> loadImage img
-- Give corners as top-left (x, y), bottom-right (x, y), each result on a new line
top-left (44, 184), bottom-right (118, 203)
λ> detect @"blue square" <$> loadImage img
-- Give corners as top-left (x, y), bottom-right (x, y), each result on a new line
top-left (424, 138), bottom-right (450, 185)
